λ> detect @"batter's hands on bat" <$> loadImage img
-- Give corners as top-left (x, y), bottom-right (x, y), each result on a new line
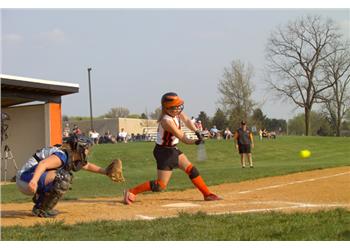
top-left (195, 139), bottom-right (204, 145)
top-left (195, 130), bottom-right (204, 141)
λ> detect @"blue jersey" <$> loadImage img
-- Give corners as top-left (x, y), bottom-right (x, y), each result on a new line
top-left (17, 147), bottom-right (68, 178)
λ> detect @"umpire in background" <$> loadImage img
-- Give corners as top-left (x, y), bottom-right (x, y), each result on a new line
top-left (234, 120), bottom-right (254, 168)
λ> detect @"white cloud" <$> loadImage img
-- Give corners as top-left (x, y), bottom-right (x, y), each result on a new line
top-left (2, 33), bottom-right (23, 43)
top-left (39, 28), bottom-right (66, 44)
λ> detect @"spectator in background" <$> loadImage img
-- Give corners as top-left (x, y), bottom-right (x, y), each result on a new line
top-left (111, 135), bottom-right (117, 144)
top-left (118, 128), bottom-right (128, 143)
top-left (270, 131), bottom-right (276, 139)
top-left (191, 116), bottom-right (196, 125)
top-left (63, 123), bottom-right (70, 137)
top-left (106, 130), bottom-right (112, 140)
top-left (262, 128), bottom-right (270, 139)
top-left (195, 120), bottom-right (203, 131)
top-left (99, 132), bottom-right (113, 144)
top-left (90, 130), bottom-right (100, 144)
top-left (72, 124), bottom-right (81, 135)
top-left (259, 129), bottom-right (263, 141)
top-left (88, 130), bottom-right (93, 142)
top-left (201, 128), bottom-right (211, 138)
top-left (223, 128), bottom-right (233, 140)
top-left (210, 125), bottom-right (219, 138)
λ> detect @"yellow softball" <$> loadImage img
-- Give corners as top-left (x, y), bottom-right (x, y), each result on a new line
top-left (300, 149), bottom-right (311, 159)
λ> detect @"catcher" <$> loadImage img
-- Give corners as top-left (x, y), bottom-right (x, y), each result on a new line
top-left (123, 92), bottom-right (221, 205)
top-left (16, 134), bottom-right (125, 218)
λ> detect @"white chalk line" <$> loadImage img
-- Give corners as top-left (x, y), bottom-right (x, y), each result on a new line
top-left (208, 205), bottom-right (316, 215)
top-left (237, 171), bottom-right (350, 194)
top-left (135, 214), bottom-right (156, 220)
top-left (161, 200), bottom-right (350, 210)
top-left (208, 203), bottom-right (350, 216)
top-left (210, 200), bottom-right (350, 208)
top-left (162, 202), bottom-right (200, 208)
top-left (134, 202), bottom-right (349, 221)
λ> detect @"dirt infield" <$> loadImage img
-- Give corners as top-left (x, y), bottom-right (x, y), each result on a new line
top-left (1, 166), bottom-right (350, 227)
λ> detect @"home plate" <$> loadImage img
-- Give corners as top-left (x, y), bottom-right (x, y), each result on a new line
top-left (162, 203), bottom-right (201, 208)
top-left (136, 215), bottom-right (156, 220)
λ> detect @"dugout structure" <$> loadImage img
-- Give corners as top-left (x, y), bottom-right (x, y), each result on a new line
top-left (1, 74), bottom-right (79, 181)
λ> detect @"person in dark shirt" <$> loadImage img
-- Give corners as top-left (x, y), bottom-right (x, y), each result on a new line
top-left (234, 120), bottom-right (254, 168)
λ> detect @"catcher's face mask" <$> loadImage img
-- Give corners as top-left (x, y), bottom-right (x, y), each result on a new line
top-left (63, 135), bottom-right (93, 171)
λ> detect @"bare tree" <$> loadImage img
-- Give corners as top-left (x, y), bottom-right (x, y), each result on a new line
top-left (320, 40), bottom-right (350, 136)
top-left (265, 15), bottom-right (341, 135)
top-left (218, 60), bottom-right (255, 123)
top-left (104, 107), bottom-right (130, 118)
top-left (150, 107), bottom-right (162, 120)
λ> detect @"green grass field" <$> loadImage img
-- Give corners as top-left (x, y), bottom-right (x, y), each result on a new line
top-left (1, 136), bottom-right (350, 240)
top-left (2, 209), bottom-right (349, 240)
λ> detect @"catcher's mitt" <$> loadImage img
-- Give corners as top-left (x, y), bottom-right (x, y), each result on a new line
top-left (105, 159), bottom-right (125, 182)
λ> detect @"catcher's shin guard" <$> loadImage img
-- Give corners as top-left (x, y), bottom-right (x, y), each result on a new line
top-left (40, 168), bottom-right (73, 213)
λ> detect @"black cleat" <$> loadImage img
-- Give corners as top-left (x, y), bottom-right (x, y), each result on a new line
top-left (32, 206), bottom-right (59, 218)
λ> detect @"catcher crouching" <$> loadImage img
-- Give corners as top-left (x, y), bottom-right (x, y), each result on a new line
top-left (16, 134), bottom-right (125, 218)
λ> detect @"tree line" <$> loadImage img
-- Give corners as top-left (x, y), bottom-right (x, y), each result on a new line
top-left (214, 15), bottom-right (349, 136)
top-left (64, 15), bottom-right (350, 137)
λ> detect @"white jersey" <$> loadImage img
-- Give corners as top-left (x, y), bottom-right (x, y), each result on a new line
top-left (156, 114), bottom-right (181, 147)
top-left (17, 147), bottom-right (66, 178)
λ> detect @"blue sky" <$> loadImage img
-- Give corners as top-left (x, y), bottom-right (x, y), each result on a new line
top-left (2, 9), bottom-right (349, 120)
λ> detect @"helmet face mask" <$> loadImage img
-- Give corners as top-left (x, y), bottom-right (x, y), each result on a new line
top-left (161, 92), bottom-right (184, 116)
top-left (62, 135), bottom-right (92, 171)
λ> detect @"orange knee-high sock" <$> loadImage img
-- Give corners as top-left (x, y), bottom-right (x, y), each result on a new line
top-left (129, 180), bottom-right (166, 195)
top-left (185, 164), bottom-right (211, 196)
top-left (129, 181), bottom-right (151, 195)
top-left (154, 180), bottom-right (166, 190)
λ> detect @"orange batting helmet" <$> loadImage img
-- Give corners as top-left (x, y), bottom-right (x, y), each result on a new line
top-left (161, 92), bottom-right (184, 109)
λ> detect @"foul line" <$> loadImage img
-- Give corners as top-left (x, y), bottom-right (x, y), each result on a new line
top-left (210, 200), bottom-right (350, 208)
top-left (134, 201), bottom-right (350, 221)
top-left (135, 215), bottom-right (156, 220)
top-left (238, 171), bottom-right (350, 194)
top-left (208, 203), bottom-right (350, 216)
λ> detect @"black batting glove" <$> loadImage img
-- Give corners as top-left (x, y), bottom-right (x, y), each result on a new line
top-left (195, 139), bottom-right (204, 145)
top-left (195, 130), bottom-right (204, 140)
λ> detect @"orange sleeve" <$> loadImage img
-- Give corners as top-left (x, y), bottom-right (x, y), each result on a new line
top-left (249, 132), bottom-right (253, 141)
